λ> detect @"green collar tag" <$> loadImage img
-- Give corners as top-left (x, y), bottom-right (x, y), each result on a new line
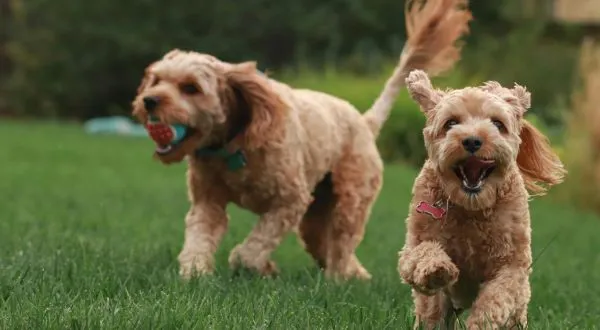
top-left (195, 147), bottom-right (247, 171)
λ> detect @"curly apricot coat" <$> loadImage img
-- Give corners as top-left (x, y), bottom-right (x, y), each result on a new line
top-left (131, 0), bottom-right (472, 280)
top-left (398, 70), bottom-right (566, 329)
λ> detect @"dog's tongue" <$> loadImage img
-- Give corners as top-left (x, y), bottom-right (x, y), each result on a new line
top-left (462, 156), bottom-right (495, 184)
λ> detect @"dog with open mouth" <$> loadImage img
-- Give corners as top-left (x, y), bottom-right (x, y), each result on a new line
top-left (131, 0), bottom-right (472, 280)
top-left (397, 70), bottom-right (566, 329)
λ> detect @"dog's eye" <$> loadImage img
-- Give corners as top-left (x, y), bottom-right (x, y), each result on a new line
top-left (180, 83), bottom-right (200, 95)
top-left (444, 119), bottom-right (459, 130)
top-left (492, 119), bottom-right (505, 131)
top-left (151, 78), bottom-right (160, 86)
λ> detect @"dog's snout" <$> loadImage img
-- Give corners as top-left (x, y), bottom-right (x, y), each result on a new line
top-left (143, 96), bottom-right (160, 112)
top-left (462, 136), bottom-right (482, 153)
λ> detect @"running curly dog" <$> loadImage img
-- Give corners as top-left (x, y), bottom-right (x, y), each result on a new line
top-left (397, 70), bottom-right (566, 329)
top-left (132, 0), bottom-right (471, 280)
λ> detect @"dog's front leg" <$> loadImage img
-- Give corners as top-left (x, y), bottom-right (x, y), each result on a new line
top-left (178, 201), bottom-right (228, 279)
top-left (398, 241), bottom-right (459, 295)
top-left (399, 241), bottom-right (460, 329)
top-left (228, 195), bottom-right (311, 276)
top-left (466, 267), bottom-right (530, 329)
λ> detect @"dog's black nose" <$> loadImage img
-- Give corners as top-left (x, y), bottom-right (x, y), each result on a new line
top-left (143, 96), bottom-right (160, 112)
top-left (462, 136), bottom-right (482, 153)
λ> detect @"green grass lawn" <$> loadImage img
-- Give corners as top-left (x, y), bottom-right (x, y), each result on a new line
top-left (1, 120), bottom-right (599, 329)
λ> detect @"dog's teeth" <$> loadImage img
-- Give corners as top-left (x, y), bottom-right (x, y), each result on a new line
top-left (156, 145), bottom-right (172, 154)
top-left (462, 179), bottom-right (483, 190)
top-left (459, 166), bottom-right (467, 179)
top-left (479, 167), bottom-right (493, 181)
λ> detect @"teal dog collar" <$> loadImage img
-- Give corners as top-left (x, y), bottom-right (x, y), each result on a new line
top-left (194, 147), bottom-right (247, 171)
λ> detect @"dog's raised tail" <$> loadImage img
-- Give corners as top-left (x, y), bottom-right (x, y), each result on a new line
top-left (363, 0), bottom-right (472, 136)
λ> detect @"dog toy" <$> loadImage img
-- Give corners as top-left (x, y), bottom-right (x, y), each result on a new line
top-left (145, 117), bottom-right (188, 153)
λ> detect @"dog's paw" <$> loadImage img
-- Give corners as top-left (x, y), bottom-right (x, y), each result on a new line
top-left (178, 252), bottom-right (214, 279)
top-left (325, 255), bottom-right (372, 281)
top-left (179, 262), bottom-right (214, 280)
top-left (351, 265), bottom-right (372, 280)
top-left (412, 258), bottom-right (459, 295)
top-left (228, 244), bottom-right (279, 277)
top-left (406, 69), bottom-right (431, 86)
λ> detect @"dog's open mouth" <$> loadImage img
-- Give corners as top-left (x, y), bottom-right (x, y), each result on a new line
top-left (453, 156), bottom-right (496, 193)
top-left (146, 121), bottom-right (196, 155)
top-left (154, 129), bottom-right (196, 155)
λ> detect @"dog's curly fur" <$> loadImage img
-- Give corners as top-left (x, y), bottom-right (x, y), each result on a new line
top-left (132, 0), bottom-right (472, 280)
top-left (398, 70), bottom-right (566, 329)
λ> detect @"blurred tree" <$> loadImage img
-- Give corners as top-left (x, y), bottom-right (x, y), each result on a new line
top-left (0, 0), bottom-right (10, 112)
top-left (2, 0), bottom-right (409, 118)
top-left (0, 0), bottom-right (585, 126)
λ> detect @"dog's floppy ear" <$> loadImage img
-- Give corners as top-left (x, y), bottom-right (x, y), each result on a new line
top-left (405, 70), bottom-right (443, 114)
top-left (517, 120), bottom-right (566, 196)
top-left (483, 81), bottom-right (531, 117)
top-left (504, 84), bottom-right (531, 117)
top-left (510, 84), bottom-right (531, 111)
top-left (225, 62), bottom-right (287, 150)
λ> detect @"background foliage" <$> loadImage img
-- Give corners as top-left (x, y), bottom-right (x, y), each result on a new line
top-left (0, 0), bottom-right (587, 166)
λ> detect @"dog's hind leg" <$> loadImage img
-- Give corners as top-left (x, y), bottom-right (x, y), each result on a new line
top-left (297, 173), bottom-right (336, 269)
top-left (323, 144), bottom-right (383, 280)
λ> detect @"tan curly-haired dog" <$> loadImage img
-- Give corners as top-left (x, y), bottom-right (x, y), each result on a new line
top-left (397, 70), bottom-right (566, 329)
top-left (132, 0), bottom-right (471, 280)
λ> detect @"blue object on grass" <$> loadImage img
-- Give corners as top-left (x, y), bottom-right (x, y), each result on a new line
top-left (83, 116), bottom-right (148, 137)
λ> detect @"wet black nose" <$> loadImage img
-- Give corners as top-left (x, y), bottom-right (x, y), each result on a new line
top-left (462, 136), bottom-right (482, 153)
top-left (143, 96), bottom-right (160, 112)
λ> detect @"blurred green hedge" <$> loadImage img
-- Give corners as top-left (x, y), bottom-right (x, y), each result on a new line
top-left (0, 0), bottom-right (584, 164)
top-left (3, 0), bottom-right (410, 119)
top-left (2, 0), bottom-right (582, 120)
